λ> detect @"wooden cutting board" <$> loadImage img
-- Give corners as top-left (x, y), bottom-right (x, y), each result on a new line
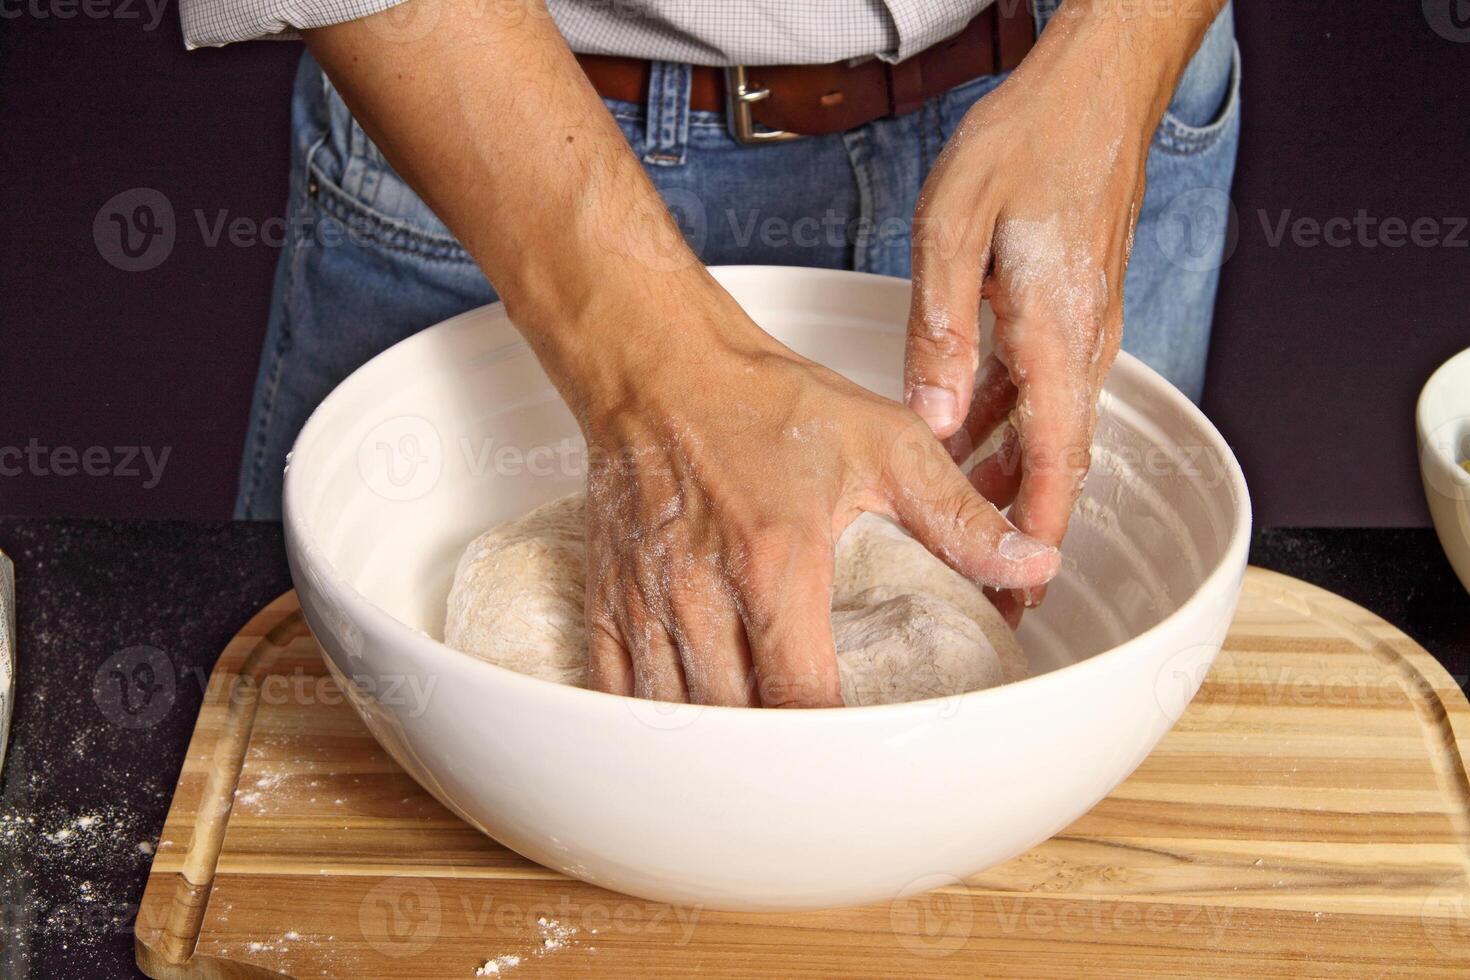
top-left (134, 568), bottom-right (1470, 978)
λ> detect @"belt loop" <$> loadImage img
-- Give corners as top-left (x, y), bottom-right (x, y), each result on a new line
top-left (643, 61), bottom-right (692, 167)
top-left (998, 0), bottom-right (1038, 71)
top-left (1031, 0), bottom-right (1057, 36)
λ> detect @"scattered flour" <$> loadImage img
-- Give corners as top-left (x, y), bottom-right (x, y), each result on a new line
top-left (472, 915), bottom-right (581, 975)
top-left (537, 916), bottom-right (578, 952)
top-left (476, 954), bottom-right (522, 975)
top-left (0, 802), bottom-right (156, 970)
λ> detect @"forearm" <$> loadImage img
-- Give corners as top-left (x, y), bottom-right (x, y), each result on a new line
top-left (304, 0), bottom-right (712, 389)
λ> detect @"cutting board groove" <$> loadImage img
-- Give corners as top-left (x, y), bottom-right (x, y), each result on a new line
top-left (135, 570), bottom-right (1470, 977)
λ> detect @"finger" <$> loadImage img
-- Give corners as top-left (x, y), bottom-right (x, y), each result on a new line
top-left (1000, 316), bottom-right (1096, 552)
top-left (1088, 308), bottom-right (1125, 394)
top-left (943, 356), bottom-right (1017, 465)
top-left (586, 615), bottom-right (635, 696)
top-left (667, 573), bottom-right (759, 707)
top-left (584, 547), bottom-right (635, 695)
top-left (983, 587), bottom-right (1025, 630)
top-left (736, 531), bottom-right (843, 709)
top-left (617, 592), bottom-right (689, 703)
top-left (886, 421), bottom-right (1060, 590)
top-left (967, 422), bottom-right (1023, 508)
top-left (905, 193), bottom-right (991, 439)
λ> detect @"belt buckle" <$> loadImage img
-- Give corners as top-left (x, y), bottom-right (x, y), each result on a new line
top-left (725, 66), bottom-right (804, 145)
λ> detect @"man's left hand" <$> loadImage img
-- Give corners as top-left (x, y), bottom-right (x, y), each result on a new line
top-left (903, 0), bottom-right (1224, 624)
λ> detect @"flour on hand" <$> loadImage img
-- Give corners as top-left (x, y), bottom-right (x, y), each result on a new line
top-left (444, 493), bottom-right (1025, 706)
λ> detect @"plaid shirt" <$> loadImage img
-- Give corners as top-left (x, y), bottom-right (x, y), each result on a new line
top-left (181, 0), bottom-right (992, 65)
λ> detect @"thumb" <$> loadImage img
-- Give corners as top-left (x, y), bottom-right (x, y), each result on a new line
top-left (886, 425), bottom-right (1060, 591)
top-left (904, 205), bottom-right (990, 439)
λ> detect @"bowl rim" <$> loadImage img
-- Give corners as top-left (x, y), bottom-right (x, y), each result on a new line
top-left (283, 265), bottom-right (1253, 720)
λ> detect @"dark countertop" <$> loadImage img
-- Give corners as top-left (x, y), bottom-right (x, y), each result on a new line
top-left (0, 519), bottom-right (1466, 979)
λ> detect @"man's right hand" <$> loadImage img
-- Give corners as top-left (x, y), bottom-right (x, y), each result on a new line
top-left (537, 272), bottom-right (1059, 707)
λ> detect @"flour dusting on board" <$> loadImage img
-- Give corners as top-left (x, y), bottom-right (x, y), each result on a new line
top-left (538, 915), bottom-right (578, 951)
top-left (472, 916), bottom-right (584, 975)
top-left (476, 953), bottom-right (522, 975)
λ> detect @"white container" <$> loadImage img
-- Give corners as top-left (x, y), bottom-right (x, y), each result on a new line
top-left (1417, 346), bottom-right (1470, 595)
top-left (283, 267), bottom-right (1251, 911)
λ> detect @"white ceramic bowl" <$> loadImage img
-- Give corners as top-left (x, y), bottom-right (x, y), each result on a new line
top-left (283, 266), bottom-right (1251, 911)
top-left (1417, 347), bottom-right (1470, 594)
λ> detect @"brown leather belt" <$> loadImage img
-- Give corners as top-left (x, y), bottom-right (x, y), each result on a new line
top-left (577, 3), bottom-right (1036, 144)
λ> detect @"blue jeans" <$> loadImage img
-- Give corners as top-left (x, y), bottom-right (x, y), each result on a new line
top-left (236, 2), bottom-right (1240, 520)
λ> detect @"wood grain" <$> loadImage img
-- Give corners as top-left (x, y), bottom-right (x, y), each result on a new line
top-left (135, 569), bottom-right (1470, 978)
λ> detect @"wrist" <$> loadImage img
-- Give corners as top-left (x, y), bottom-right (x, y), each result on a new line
top-left (508, 264), bottom-right (779, 421)
top-left (476, 158), bottom-right (701, 321)
top-left (1027, 0), bottom-right (1222, 131)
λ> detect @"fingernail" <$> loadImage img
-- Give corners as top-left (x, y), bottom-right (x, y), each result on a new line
top-left (908, 385), bottom-right (958, 433)
top-left (997, 531), bottom-right (1054, 563)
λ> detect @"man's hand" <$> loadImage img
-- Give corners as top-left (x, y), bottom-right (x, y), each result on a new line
top-left (308, 0), bottom-right (1059, 707)
top-left (904, 0), bottom-right (1224, 624)
top-left (561, 275), bottom-right (1059, 707)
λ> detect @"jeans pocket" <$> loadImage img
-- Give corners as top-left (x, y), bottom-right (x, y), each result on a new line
top-left (303, 69), bottom-right (471, 260)
top-left (301, 68), bottom-right (651, 259)
top-left (1154, 39), bottom-right (1242, 158)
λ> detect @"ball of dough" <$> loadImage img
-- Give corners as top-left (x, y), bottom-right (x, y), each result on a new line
top-left (832, 589), bottom-right (1006, 706)
top-left (445, 493), bottom-right (1025, 705)
top-left (444, 495), bottom-right (588, 686)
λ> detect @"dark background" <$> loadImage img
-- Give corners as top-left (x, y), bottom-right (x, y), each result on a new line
top-left (1, 0), bottom-right (1467, 525)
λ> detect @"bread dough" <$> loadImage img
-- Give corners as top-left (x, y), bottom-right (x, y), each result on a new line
top-left (445, 493), bottom-right (1025, 706)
